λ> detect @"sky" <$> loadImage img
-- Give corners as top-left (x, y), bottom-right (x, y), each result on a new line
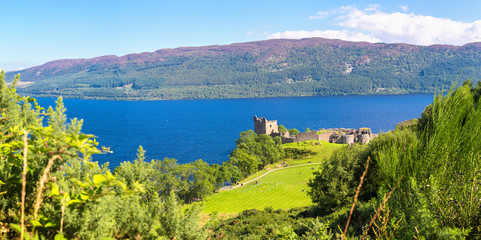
top-left (1, 0), bottom-right (481, 71)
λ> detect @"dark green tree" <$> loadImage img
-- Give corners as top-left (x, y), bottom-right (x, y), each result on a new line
top-left (229, 148), bottom-right (259, 177)
top-left (288, 128), bottom-right (300, 136)
top-left (307, 144), bottom-right (370, 212)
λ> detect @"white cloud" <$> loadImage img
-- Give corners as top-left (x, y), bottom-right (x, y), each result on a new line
top-left (270, 5), bottom-right (481, 46)
top-left (337, 6), bottom-right (481, 45)
top-left (364, 4), bottom-right (381, 12)
top-left (267, 30), bottom-right (380, 43)
top-left (245, 30), bottom-right (255, 35)
top-left (309, 10), bottom-right (333, 19)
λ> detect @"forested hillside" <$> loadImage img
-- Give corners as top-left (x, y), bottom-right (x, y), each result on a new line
top-left (6, 38), bottom-right (481, 100)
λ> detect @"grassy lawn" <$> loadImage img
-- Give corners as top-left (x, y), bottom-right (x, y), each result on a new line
top-left (202, 141), bottom-right (345, 214)
top-left (203, 164), bottom-right (316, 213)
top-left (283, 140), bottom-right (344, 164)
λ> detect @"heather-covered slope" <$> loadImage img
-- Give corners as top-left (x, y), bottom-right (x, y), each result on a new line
top-left (6, 38), bottom-right (481, 100)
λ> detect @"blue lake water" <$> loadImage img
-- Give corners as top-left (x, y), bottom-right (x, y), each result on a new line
top-left (36, 94), bottom-right (434, 168)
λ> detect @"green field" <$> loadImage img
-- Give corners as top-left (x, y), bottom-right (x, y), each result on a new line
top-left (202, 141), bottom-right (344, 214)
top-left (282, 140), bottom-right (344, 164)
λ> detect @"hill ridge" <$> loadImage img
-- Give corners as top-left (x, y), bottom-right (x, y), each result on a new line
top-left (5, 37), bottom-right (481, 100)
top-left (11, 37), bottom-right (475, 77)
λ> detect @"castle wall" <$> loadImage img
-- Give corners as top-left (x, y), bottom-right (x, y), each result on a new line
top-left (329, 134), bottom-right (343, 143)
top-left (295, 132), bottom-right (320, 142)
top-left (342, 134), bottom-right (355, 144)
top-left (360, 134), bottom-right (370, 144)
top-left (266, 120), bottom-right (278, 135)
top-left (317, 132), bottom-right (333, 142)
top-left (254, 120), bottom-right (265, 135)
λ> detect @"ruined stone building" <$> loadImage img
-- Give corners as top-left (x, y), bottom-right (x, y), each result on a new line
top-left (325, 127), bottom-right (375, 144)
top-left (254, 116), bottom-right (376, 144)
top-left (254, 116), bottom-right (279, 135)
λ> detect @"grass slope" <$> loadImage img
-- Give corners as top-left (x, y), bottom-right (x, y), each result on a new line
top-left (203, 141), bottom-right (344, 214)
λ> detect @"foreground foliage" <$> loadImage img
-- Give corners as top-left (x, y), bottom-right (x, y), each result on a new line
top-left (0, 71), bottom-right (207, 239)
top-left (209, 207), bottom-right (334, 240)
top-left (306, 80), bottom-right (481, 239)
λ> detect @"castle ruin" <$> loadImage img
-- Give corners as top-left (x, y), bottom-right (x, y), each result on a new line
top-left (325, 127), bottom-right (374, 144)
top-left (254, 116), bottom-right (376, 144)
top-left (254, 116), bottom-right (279, 135)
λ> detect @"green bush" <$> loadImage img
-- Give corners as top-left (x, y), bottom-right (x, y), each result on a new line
top-left (284, 148), bottom-right (317, 159)
top-left (288, 128), bottom-right (300, 136)
top-left (307, 144), bottom-right (372, 212)
top-left (228, 130), bottom-right (284, 177)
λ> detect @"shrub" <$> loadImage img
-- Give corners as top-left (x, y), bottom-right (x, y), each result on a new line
top-left (307, 144), bottom-right (372, 212)
top-left (284, 148), bottom-right (317, 159)
top-left (288, 128), bottom-right (300, 136)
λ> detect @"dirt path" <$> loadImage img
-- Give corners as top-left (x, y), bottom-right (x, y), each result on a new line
top-left (223, 163), bottom-right (322, 191)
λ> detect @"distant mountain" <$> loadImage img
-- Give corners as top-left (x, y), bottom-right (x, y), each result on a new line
top-left (5, 38), bottom-right (481, 100)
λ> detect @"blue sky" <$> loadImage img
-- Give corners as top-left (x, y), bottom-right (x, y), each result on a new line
top-left (1, 0), bottom-right (481, 71)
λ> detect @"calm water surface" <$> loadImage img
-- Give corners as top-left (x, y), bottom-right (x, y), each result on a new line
top-left (37, 94), bottom-right (434, 168)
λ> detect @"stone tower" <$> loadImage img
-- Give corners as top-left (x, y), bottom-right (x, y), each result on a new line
top-left (254, 116), bottom-right (279, 135)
